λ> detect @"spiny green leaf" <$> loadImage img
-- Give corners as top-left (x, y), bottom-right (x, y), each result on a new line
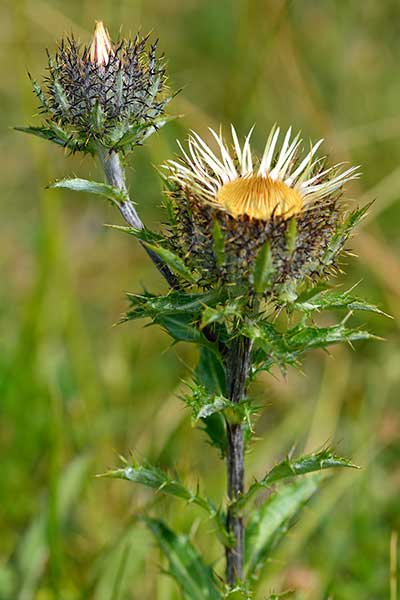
top-left (106, 224), bottom-right (165, 245)
top-left (200, 299), bottom-right (240, 330)
top-left (242, 321), bottom-right (297, 372)
top-left (122, 289), bottom-right (223, 324)
top-left (90, 102), bottom-right (106, 133)
top-left (233, 448), bottom-right (357, 511)
top-left (110, 122), bottom-right (148, 147)
top-left (102, 461), bottom-right (216, 517)
top-left (195, 348), bottom-right (227, 457)
top-left (200, 413), bottom-right (227, 459)
top-left (144, 518), bottom-right (222, 600)
top-left (155, 313), bottom-right (210, 345)
top-left (323, 202), bottom-right (372, 265)
top-left (196, 347), bottom-right (226, 395)
top-left (244, 318), bottom-right (377, 373)
top-left (253, 242), bottom-right (274, 295)
top-left (141, 114), bottom-right (178, 141)
top-left (15, 125), bottom-right (92, 153)
top-left (16, 125), bottom-right (66, 145)
top-left (53, 80), bottom-right (70, 114)
top-left (295, 287), bottom-right (388, 316)
top-left (28, 73), bottom-right (47, 109)
top-left (49, 178), bottom-right (128, 205)
top-left (183, 384), bottom-right (251, 424)
top-left (104, 462), bottom-right (231, 546)
top-left (113, 114), bottom-right (177, 149)
top-left (142, 243), bottom-right (198, 283)
top-left (287, 321), bottom-right (377, 351)
top-left (244, 477), bottom-right (319, 581)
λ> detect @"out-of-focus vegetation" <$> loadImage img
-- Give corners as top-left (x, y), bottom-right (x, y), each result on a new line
top-left (1, 1), bottom-right (399, 598)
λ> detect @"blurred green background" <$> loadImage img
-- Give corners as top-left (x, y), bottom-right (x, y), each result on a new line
top-left (1, 0), bottom-right (399, 598)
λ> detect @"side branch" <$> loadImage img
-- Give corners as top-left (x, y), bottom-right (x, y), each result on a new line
top-left (98, 149), bottom-right (179, 289)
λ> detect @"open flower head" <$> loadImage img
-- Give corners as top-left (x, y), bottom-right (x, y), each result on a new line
top-left (26, 22), bottom-right (174, 153)
top-left (163, 125), bottom-right (360, 298)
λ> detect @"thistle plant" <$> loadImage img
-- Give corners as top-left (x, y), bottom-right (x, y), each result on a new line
top-left (19, 22), bottom-right (382, 599)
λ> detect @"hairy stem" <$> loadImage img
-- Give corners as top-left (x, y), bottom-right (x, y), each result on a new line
top-left (98, 148), bottom-right (179, 289)
top-left (225, 335), bottom-right (252, 585)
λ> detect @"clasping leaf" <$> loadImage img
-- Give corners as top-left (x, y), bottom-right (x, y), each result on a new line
top-left (244, 477), bottom-right (319, 582)
top-left (144, 518), bottom-right (222, 600)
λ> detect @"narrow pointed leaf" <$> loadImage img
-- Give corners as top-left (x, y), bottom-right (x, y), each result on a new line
top-left (114, 114), bottom-right (177, 149)
top-left (28, 73), bottom-right (47, 109)
top-left (122, 289), bottom-right (223, 323)
top-left (244, 477), bottom-right (319, 581)
top-left (200, 414), bottom-right (227, 458)
top-left (155, 313), bottom-right (209, 344)
top-left (253, 242), bottom-right (274, 294)
top-left (234, 448), bottom-right (357, 510)
top-left (323, 202), bottom-right (372, 265)
top-left (196, 348), bottom-right (227, 457)
top-left (142, 243), bottom-right (198, 283)
top-left (105, 462), bottom-right (231, 546)
top-left (104, 461), bottom-right (217, 513)
top-left (106, 224), bottom-right (165, 244)
top-left (140, 114), bottom-right (178, 142)
top-left (196, 347), bottom-right (226, 395)
top-left (200, 300), bottom-right (240, 329)
top-left (295, 288), bottom-right (388, 316)
top-left (242, 321), bottom-right (297, 371)
top-left (244, 319), bottom-right (377, 372)
top-left (15, 125), bottom-right (91, 153)
top-left (287, 322), bottom-right (377, 350)
top-left (144, 518), bottom-right (222, 600)
top-left (49, 178), bottom-right (128, 205)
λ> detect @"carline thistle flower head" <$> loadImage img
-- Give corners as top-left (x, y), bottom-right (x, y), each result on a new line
top-left (27, 21), bottom-right (174, 154)
top-left (163, 125), bottom-right (360, 299)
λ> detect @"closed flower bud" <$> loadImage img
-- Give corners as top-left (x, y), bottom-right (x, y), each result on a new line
top-left (27, 22), bottom-right (174, 153)
top-left (90, 21), bottom-right (113, 66)
top-left (162, 125), bottom-right (360, 300)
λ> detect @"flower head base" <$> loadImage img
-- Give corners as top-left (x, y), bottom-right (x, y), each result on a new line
top-left (163, 125), bottom-right (360, 298)
top-left (25, 22), bottom-right (174, 154)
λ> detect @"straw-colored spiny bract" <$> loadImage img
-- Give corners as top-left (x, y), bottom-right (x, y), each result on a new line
top-left (19, 22), bottom-right (174, 154)
top-left (161, 126), bottom-right (360, 301)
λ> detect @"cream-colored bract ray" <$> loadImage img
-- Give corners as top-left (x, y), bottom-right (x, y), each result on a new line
top-left (165, 125), bottom-right (360, 220)
top-left (90, 21), bottom-right (113, 66)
